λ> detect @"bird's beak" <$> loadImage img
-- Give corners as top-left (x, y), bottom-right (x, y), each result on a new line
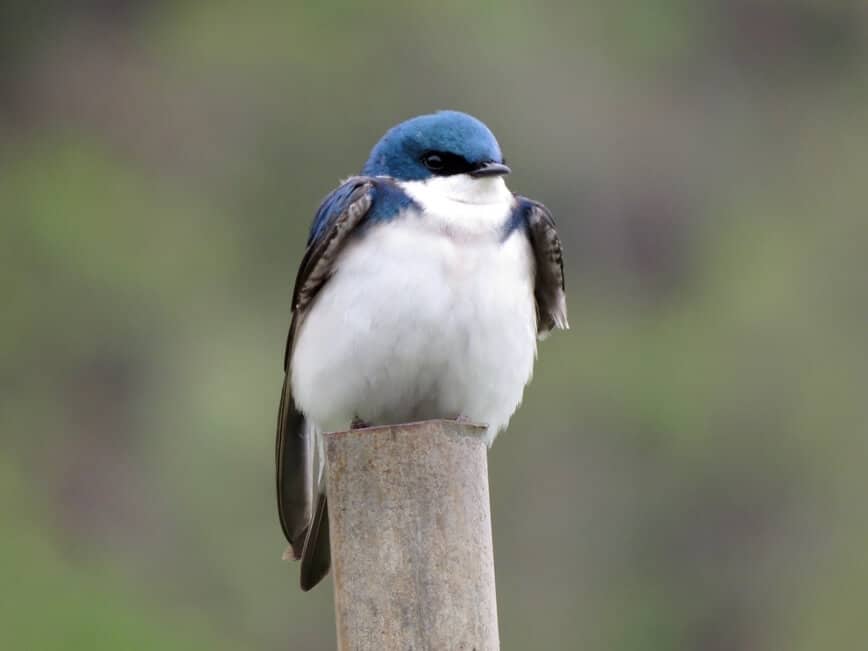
top-left (470, 161), bottom-right (511, 178)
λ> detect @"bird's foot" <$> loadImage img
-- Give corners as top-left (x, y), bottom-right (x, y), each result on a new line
top-left (454, 415), bottom-right (489, 431)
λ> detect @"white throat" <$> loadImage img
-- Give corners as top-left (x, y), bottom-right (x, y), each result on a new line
top-left (402, 174), bottom-right (512, 205)
top-left (398, 174), bottom-right (515, 237)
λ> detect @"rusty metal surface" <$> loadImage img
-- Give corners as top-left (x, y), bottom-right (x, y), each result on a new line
top-left (325, 419), bottom-right (499, 650)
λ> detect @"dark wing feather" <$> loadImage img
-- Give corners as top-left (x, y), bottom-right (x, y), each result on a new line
top-left (275, 372), bottom-right (309, 558)
top-left (520, 198), bottom-right (569, 336)
top-left (289, 178), bottom-right (375, 325)
top-left (276, 177), bottom-right (376, 560)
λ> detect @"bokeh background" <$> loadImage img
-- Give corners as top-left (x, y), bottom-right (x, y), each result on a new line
top-left (2, 2), bottom-right (867, 649)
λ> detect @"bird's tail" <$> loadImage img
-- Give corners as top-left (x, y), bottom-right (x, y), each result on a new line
top-left (275, 377), bottom-right (313, 560)
top-left (276, 376), bottom-right (332, 590)
top-left (299, 491), bottom-right (331, 591)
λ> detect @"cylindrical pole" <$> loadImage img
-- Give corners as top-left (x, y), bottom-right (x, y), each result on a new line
top-left (324, 419), bottom-right (500, 651)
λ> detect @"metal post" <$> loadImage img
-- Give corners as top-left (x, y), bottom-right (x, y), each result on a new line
top-left (324, 419), bottom-right (500, 650)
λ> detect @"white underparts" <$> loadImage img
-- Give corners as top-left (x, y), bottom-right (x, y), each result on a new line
top-left (291, 174), bottom-right (537, 445)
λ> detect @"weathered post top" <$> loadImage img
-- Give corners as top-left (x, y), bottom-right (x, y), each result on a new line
top-left (324, 419), bottom-right (500, 651)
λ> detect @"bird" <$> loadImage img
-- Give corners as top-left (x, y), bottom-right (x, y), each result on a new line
top-left (275, 110), bottom-right (568, 591)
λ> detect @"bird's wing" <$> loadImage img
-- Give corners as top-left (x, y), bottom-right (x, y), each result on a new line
top-left (516, 197), bottom-right (569, 336)
top-left (275, 177), bottom-right (376, 559)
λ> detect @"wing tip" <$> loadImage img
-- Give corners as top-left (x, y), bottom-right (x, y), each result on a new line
top-left (299, 493), bottom-right (331, 591)
top-left (554, 296), bottom-right (570, 330)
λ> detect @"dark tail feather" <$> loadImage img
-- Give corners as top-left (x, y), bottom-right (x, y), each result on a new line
top-left (275, 376), bottom-right (312, 559)
top-left (300, 492), bottom-right (331, 591)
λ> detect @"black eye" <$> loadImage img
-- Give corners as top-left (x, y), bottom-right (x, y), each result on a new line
top-left (420, 151), bottom-right (476, 176)
top-left (422, 153), bottom-right (444, 171)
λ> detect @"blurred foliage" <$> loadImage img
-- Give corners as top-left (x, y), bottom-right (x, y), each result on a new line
top-left (1, 1), bottom-right (867, 649)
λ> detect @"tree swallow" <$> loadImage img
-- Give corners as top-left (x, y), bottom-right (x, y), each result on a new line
top-left (276, 110), bottom-right (568, 590)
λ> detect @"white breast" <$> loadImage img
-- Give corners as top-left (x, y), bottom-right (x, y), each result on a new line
top-left (290, 176), bottom-right (537, 444)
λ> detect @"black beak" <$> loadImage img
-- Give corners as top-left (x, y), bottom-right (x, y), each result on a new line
top-left (470, 161), bottom-right (511, 178)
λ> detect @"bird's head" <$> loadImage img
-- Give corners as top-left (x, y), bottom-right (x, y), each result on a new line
top-left (362, 111), bottom-right (510, 190)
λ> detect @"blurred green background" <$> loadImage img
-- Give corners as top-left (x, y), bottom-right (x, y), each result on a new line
top-left (2, 1), bottom-right (866, 649)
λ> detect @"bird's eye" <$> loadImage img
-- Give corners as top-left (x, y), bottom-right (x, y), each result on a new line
top-left (422, 153), bottom-right (444, 171)
top-left (420, 151), bottom-right (475, 176)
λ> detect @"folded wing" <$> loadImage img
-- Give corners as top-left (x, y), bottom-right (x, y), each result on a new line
top-left (517, 197), bottom-right (569, 336)
top-left (275, 177), bottom-right (376, 560)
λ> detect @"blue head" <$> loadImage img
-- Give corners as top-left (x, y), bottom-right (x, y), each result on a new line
top-left (362, 111), bottom-right (510, 182)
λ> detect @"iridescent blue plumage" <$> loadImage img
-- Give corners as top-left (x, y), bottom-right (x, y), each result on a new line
top-left (362, 110), bottom-right (504, 181)
top-left (308, 110), bottom-right (502, 249)
top-left (307, 177), bottom-right (417, 246)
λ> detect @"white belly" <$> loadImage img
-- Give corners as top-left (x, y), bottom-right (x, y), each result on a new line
top-left (291, 203), bottom-right (537, 444)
